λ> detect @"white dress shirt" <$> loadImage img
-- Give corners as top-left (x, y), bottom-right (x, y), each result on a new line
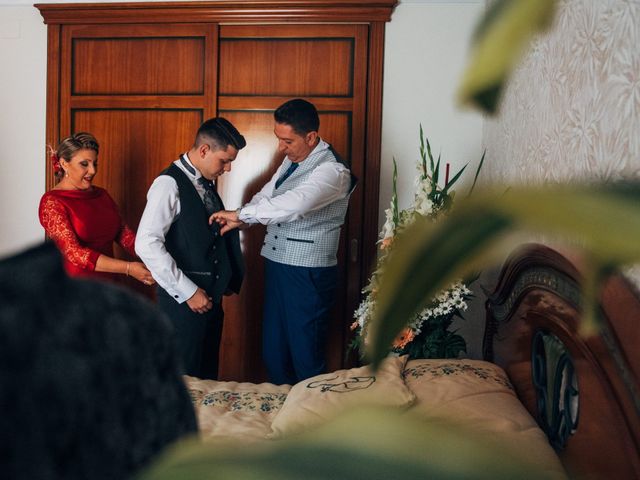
top-left (238, 140), bottom-right (351, 225)
top-left (135, 153), bottom-right (211, 303)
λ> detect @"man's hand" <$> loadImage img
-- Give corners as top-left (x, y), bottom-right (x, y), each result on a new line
top-left (186, 287), bottom-right (213, 314)
top-left (209, 210), bottom-right (246, 235)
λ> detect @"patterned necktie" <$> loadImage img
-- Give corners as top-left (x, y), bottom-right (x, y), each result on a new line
top-left (275, 162), bottom-right (299, 189)
top-left (198, 177), bottom-right (223, 215)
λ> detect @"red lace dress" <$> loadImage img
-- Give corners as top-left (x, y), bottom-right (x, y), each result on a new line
top-left (38, 187), bottom-right (137, 281)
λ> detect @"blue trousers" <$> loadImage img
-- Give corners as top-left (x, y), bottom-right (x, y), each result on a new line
top-left (262, 258), bottom-right (338, 385)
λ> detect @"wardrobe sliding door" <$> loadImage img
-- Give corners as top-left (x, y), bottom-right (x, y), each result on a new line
top-left (216, 24), bottom-right (368, 380)
top-left (57, 23), bottom-right (217, 297)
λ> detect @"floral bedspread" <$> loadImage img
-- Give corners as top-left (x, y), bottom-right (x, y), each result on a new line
top-left (183, 376), bottom-right (292, 442)
top-left (188, 388), bottom-right (288, 413)
top-left (403, 360), bottom-right (514, 391)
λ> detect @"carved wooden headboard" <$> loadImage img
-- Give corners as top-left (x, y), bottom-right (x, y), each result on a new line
top-left (483, 243), bottom-right (640, 479)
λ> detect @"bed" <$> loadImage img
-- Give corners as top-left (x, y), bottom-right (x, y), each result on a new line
top-left (184, 243), bottom-right (640, 479)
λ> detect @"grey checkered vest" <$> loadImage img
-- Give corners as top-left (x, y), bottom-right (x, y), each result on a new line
top-left (261, 145), bottom-right (352, 267)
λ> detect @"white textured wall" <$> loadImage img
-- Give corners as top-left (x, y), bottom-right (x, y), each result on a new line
top-left (380, 0), bottom-right (485, 228)
top-left (379, 0), bottom-right (487, 359)
top-left (0, 6), bottom-right (47, 257)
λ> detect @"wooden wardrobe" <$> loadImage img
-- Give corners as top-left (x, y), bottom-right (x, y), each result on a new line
top-left (37, 0), bottom-right (397, 382)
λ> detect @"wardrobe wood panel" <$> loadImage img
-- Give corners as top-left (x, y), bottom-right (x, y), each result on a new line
top-left (218, 96), bottom-right (355, 111)
top-left (216, 110), bottom-right (275, 381)
top-left (218, 38), bottom-right (353, 96)
top-left (362, 21), bottom-right (386, 284)
top-left (72, 109), bottom-right (202, 231)
top-left (57, 23), bottom-right (218, 155)
top-left (72, 37), bottom-right (206, 95)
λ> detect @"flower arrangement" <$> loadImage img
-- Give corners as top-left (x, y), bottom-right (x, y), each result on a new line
top-left (351, 126), bottom-right (484, 359)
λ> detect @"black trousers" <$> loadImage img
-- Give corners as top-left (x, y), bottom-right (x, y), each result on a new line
top-left (157, 288), bottom-right (224, 380)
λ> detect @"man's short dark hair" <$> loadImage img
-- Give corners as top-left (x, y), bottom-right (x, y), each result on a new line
top-left (274, 99), bottom-right (320, 136)
top-left (195, 117), bottom-right (246, 151)
top-left (0, 243), bottom-right (197, 480)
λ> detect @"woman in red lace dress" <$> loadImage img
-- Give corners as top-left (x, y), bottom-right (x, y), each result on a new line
top-left (38, 132), bottom-right (154, 285)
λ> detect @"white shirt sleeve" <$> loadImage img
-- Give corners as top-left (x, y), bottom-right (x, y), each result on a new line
top-left (135, 175), bottom-right (198, 303)
top-left (238, 161), bottom-right (351, 225)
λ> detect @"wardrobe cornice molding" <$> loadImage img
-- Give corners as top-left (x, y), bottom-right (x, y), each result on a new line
top-left (36, 1), bottom-right (398, 24)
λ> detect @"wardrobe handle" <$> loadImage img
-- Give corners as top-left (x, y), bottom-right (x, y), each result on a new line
top-left (350, 238), bottom-right (358, 263)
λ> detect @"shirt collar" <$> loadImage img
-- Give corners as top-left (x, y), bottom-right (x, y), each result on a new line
top-left (180, 153), bottom-right (202, 180)
top-left (289, 138), bottom-right (328, 165)
top-left (308, 138), bottom-right (328, 160)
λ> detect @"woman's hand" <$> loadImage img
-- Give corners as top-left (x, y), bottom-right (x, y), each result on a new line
top-left (128, 261), bottom-right (156, 286)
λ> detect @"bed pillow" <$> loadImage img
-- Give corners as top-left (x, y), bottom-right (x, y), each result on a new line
top-left (269, 355), bottom-right (415, 438)
top-left (403, 359), bottom-right (567, 479)
top-left (184, 376), bottom-right (291, 443)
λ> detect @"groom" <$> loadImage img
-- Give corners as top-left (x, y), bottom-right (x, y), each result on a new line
top-left (136, 117), bottom-right (246, 379)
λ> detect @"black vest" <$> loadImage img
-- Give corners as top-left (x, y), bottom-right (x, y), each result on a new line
top-left (161, 164), bottom-right (244, 302)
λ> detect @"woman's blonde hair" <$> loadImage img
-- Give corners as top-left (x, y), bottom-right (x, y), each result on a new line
top-left (51, 132), bottom-right (100, 179)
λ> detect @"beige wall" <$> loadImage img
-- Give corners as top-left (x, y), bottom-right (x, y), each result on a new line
top-left (481, 0), bottom-right (640, 286)
top-left (483, 0), bottom-right (640, 184)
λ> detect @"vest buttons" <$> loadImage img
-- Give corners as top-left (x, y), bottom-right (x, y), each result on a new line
top-left (214, 259), bottom-right (218, 264)
top-left (275, 235), bottom-right (278, 239)
top-left (215, 274), bottom-right (220, 279)
top-left (173, 295), bottom-right (179, 299)
top-left (277, 223), bottom-right (281, 227)
top-left (272, 247), bottom-right (276, 250)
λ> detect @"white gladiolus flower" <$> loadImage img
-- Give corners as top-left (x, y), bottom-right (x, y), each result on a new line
top-left (352, 139), bottom-right (479, 359)
top-left (414, 189), bottom-right (434, 216)
top-left (380, 204), bottom-right (396, 240)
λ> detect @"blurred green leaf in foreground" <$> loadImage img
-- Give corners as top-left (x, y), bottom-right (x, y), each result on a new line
top-left (457, 0), bottom-right (557, 114)
top-left (139, 407), bottom-right (558, 480)
top-left (368, 182), bottom-right (640, 368)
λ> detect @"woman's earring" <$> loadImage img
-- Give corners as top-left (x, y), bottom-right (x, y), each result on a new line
top-left (64, 170), bottom-right (69, 178)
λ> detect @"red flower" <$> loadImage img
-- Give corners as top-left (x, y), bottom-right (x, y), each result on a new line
top-left (50, 152), bottom-right (61, 174)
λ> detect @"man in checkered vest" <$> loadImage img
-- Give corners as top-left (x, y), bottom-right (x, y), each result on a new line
top-left (211, 99), bottom-right (356, 385)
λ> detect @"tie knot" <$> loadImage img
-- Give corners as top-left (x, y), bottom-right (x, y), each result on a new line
top-left (275, 162), bottom-right (299, 189)
top-left (198, 177), bottom-right (214, 191)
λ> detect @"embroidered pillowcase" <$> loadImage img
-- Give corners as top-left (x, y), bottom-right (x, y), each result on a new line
top-left (185, 376), bottom-right (291, 443)
top-left (269, 355), bottom-right (415, 438)
top-left (402, 359), bottom-right (566, 477)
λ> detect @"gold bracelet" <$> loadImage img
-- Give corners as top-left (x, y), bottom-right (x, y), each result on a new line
top-left (126, 262), bottom-right (130, 276)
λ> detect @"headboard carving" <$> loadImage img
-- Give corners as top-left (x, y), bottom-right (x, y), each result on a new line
top-left (484, 243), bottom-right (640, 479)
